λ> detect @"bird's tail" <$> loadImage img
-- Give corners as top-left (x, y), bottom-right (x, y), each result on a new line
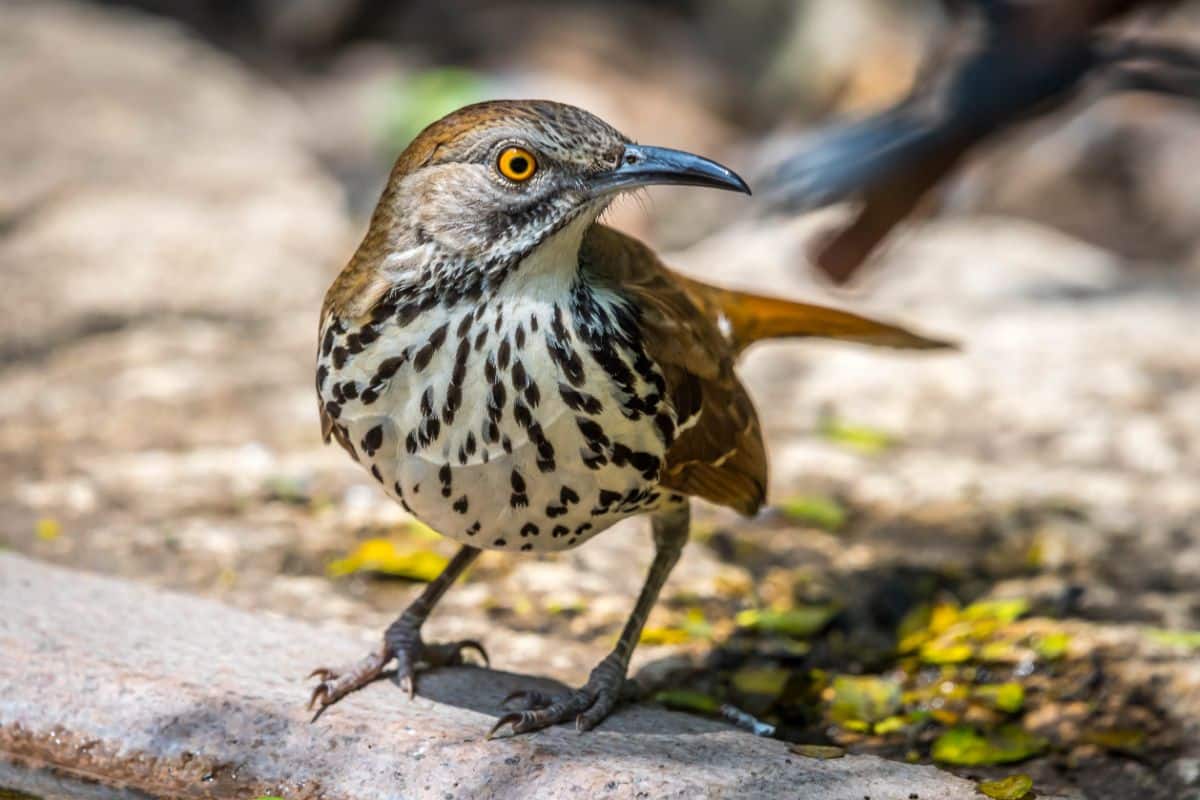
top-left (679, 277), bottom-right (955, 356)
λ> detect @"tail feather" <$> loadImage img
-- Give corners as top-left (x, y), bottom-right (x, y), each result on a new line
top-left (681, 278), bottom-right (955, 355)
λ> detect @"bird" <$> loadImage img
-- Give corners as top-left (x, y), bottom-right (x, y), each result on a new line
top-left (306, 99), bottom-right (951, 737)
top-left (764, 0), bottom-right (1197, 284)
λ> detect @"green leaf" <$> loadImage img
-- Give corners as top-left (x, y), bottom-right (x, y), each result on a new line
top-left (326, 538), bottom-right (449, 581)
top-left (1033, 631), bottom-right (1070, 660)
top-left (818, 418), bottom-right (896, 454)
top-left (961, 599), bottom-right (1029, 624)
top-left (778, 496), bottom-right (847, 530)
top-left (655, 689), bottom-right (721, 714)
top-left (977, 774), bottom-right (1034, 800)
top-left (1145, 628), bottom-right (1200, 651)
top-left (974, 683), bottom-right (1025, 714)
top-left (932, 726), bottom-right (1047, 766)
top-left (736, 606), bottom-right (836, 639)
top-left (790, 744), bottom-right (846, 759)
top-left (378, 68), bottom-right (491, 149)
top-left (829, 675), bottom-right (902, 725)
top-left (732, 667), bottom-right (792, 697)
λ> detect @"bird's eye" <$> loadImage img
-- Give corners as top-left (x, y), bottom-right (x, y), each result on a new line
top-left (497, 147), bottom-right (537, 182)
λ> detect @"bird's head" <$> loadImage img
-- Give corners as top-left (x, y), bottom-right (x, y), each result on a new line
top-left (369, 99), bottom-right (750, 269)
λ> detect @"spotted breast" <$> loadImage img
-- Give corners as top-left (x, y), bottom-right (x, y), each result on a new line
top-left (316, 216), bottom-right (679, 553)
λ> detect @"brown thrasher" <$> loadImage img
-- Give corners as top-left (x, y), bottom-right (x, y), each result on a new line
top-left (308, 100), bottom-right (949, 737)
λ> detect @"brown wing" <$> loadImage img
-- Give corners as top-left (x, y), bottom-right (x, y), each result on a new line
top-left (581, 225), bottom-right (768, 515)
top-left (580, 224), bottom-right (953, 516)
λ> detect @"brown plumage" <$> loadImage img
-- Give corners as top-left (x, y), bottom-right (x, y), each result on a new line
top-left (307, 99), bottom-right (950, 737)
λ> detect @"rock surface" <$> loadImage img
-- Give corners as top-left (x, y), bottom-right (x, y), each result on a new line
top-left (0, 553), bottom-right (981, 800)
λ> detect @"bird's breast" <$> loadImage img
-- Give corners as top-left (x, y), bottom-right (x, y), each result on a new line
top-left (317, 276), bottom-right (681, 552)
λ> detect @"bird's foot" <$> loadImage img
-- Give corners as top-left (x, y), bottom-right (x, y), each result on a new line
top-left (307, 632), bottom-right (487, 721)
top-left (488, 655), bottom-right (629, 737)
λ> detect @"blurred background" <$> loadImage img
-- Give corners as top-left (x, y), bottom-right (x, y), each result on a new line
top-left (2, 1), bottom-right (1200, 798)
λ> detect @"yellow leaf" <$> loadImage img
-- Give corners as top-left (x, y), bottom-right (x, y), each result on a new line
top-left (977, 774), bottom-right (1033, 800)
top-left (962, 599), bottom-right (1029, 624)
top-left (873, 715), bottom-right (908, 735)
top-left (639, 626), bottom-right (694, 645)
top-left (35, 518), bottom-right (61, 541)
top-left (326, 538), bottom-right (448, 581)
top-left (1033, 631), bottom-right (1070, 660)
top-left (920, 639), bottom-right (974, 665)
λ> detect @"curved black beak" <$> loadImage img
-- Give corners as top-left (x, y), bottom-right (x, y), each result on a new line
top-left (589, 144), bottom-right (751, 196)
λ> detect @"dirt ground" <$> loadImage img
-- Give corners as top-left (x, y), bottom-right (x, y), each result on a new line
top-left (3, 2), bottom-right (1200, 799)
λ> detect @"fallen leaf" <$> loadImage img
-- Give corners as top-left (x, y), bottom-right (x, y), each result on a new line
top-left (655, 689), bottom-right (720, 714)
top-left (974, 683), bottom-right (1025, 714)
top-left (639, 626), bottom-right (694, 645)
top-left (326, 538), bottom-right (449, 581)
top-left (830, 675), bottom-right (902, 725)
top-left (1145, 628), bottom-right (1200, 651)
top-left (1033, 631), bottom-right (1070, 660)
top-left (778, 495), bottom-right (847, 530)
top-left (932, 725), bottom-right (1047, 766)
top-left (35, 517), bottom-right (61, 541)
top-left (977, 774), bottom-right (1033, 799)
top-left (818, 418), bottom-right (895, 454)
top-left (736, 606), bottom-right (837, 638)
top-left (732, 667), bottom-right (792, 697)
top-left (962, 599), bottom-right (1029, 624)
top-left (791, 744), bottom-right (846, 759)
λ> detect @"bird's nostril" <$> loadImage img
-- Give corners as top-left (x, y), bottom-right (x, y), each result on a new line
top-left (624, 153), bottom-right (638, 166)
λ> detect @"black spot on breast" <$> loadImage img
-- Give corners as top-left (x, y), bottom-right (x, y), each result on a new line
top-left (501, 435), bottom-right (513, 454)
top-left (439, 463), bottom-right (452, 497)
top-left (510, 469), bottom-right (526, 493)
top-left (456, 312), bottom-right (473, 338)
top-left (373, 355), bottom-right (406, 384)
top-left (413, 322), bottom-right (449, 371)
top-left (322, 327), bottom-right (336, 357)
top-left (474, 328), bottom-right (488, 351)
top-left (510, 492), bottom-right (528, 509)
top-left (582, 451), bottom-right (606, 470)
top-left (521, 543), bottom-right (533, 551)
top-left (575, 522), bottom-right (593, 535)
top-left (497, 338), bottom-right (512, 371)
top-left (546, 505), bottom-right (566, 518)
top-left (361, 388), bottom-right (379, 405)
top-left (324, 401), bottom-right (342, 420)
top-left (552, 525), bottom-right (569, 538)
top-left (494, 311), bottom-right (504, 333)
top-left (405, 430), bottom-right (419, 454)
top-left (493, 538), bottom-right (507, 547)
top-left (521, 522), bottom-right (539, 537)
top-left (560, 385), bottom-right (603, 415)
top-left (362, 424), bottom-right (383, 456)
top-left (370, 464), bottom-right (383, 482)
top-left (420, 387), bottom-right (434, 418)
top-left (315, 364), bottom-right (328, 392)
top-left (530, 315), bottom-right (539, 333)
top-left (560, 486), bottom-right (579, 505)
top-left (514, 323), bottom-right (526, 349)
top-left (453, 495), bottom-right (469, 514)
top-left (511, 360), bottom-right (528, 390)
top-left (513, 400), bottom-right (532, 429)
top-left (576, 417), bottom-right (610, 451)
top-left (332, 346), bottom-right (349, 369)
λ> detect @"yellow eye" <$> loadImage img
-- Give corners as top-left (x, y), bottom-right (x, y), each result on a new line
top-left (497, 147), bottom-right (537, 182)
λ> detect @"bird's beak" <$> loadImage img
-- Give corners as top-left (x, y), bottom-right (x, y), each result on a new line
top-left (589, 144), bottom-right (751, 196)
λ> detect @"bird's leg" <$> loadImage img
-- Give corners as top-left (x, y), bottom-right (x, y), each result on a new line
top-left (308, 545), bottom-right (484, 719)
top-left (490, 503), bottom-right (690, 737)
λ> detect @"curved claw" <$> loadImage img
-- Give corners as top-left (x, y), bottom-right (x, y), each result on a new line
top-left (487, 712), bottom-right (526, 740)
top-left (457, 639), bottom-right (490, 667)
